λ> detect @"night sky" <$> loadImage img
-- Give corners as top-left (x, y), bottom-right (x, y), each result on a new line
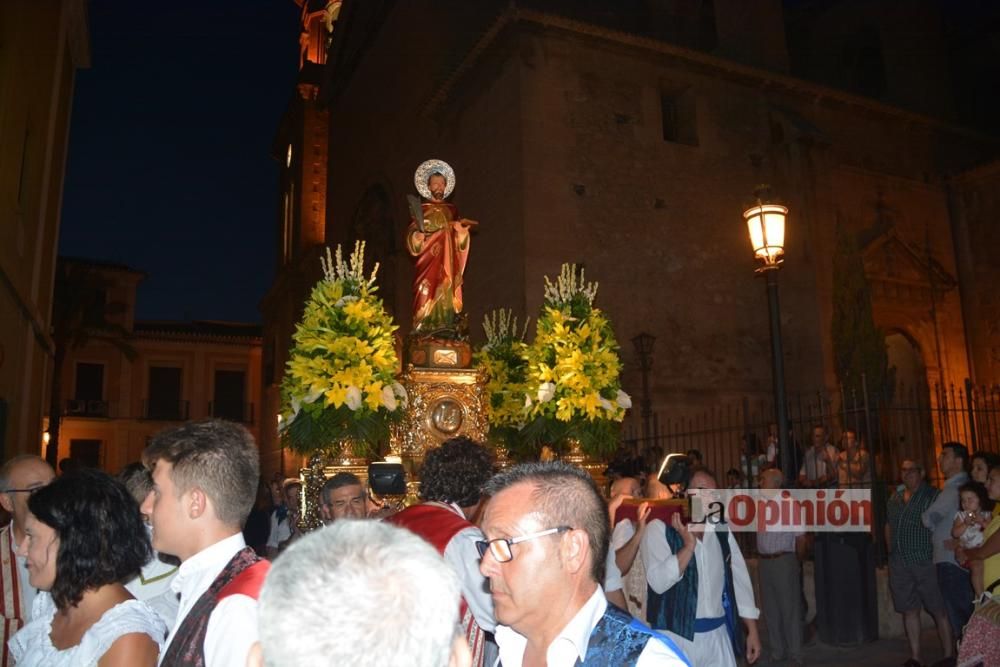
top-left (60, 1), bottom-right (302, 323)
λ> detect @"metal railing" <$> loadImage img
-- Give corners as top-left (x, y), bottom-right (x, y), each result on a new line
top-left (64, 399), bottom-right (112, 418)
top-left (617, 377), bottom-right (1000, 563)
top-left (208, 401), bottom-right (255, 424)
top-left (141, 400), bottom-right (190, 422)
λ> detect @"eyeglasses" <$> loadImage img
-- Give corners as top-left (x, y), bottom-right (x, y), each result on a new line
top-left (475, 526), bottom-right (571, 563)
top-left (2, 486), bottom-right (44, 495)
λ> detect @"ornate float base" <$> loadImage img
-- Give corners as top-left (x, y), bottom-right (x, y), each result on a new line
top-left (407, 336), bottom-right (473, 369)
top-left (390, 365), bottom-right (488, 464)
top-left (562, 439), bottom-right (608, 492)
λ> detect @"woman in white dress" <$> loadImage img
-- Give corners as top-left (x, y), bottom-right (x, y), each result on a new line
top-left (8, 469), bottom-right (167, 666)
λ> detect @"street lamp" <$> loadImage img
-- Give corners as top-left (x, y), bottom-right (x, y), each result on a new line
top-left (743, 188), bottom-right (793, 483)
top-left (631, 332), bottom-right (656, 446)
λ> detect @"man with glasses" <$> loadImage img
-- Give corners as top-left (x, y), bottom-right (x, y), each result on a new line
top-left (887, 460), bottom-right (953, 667)
top-left (0, 455), bottom-right (55, 666)
top-left (386, 437), bottom-right (496, 666)
top-left (479, 461), bottom-right (689, 666)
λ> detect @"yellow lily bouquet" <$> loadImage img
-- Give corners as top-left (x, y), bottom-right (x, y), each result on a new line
top-left (279, 242), bottom-right (406, 455)
top-left (474, 308), bottom-right (531, 451)
top-left (521, 264), bottom-right (631, 458)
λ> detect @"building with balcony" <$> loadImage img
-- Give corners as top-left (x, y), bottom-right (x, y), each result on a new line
top-left (52, 259), bottom-right (262, 473)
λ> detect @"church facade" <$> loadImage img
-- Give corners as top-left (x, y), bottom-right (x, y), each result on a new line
top-left (260, 0), bottom-right (999, 476)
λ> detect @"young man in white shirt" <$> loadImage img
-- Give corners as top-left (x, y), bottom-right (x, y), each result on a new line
top-left (480, 462), bottom-right (690, 667)
top-left (141, 419), bottom-right (268, 667)
top-left (641, 468), bottom-right (761, 667)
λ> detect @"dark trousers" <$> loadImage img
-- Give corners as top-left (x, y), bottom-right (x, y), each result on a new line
top-left (760, 553), bottom-right (804, 660)
top-left (937, 561), bottom-right (973, 637)
top-left (814, 532), bottom-right (878, 645)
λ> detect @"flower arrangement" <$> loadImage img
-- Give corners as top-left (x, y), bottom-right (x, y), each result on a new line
top-left (279, 242), bottom-right (407, 455)
top-left (520, 264), bottom-right (631, 458)
top-left (474, 308), bottom-right (531, 451)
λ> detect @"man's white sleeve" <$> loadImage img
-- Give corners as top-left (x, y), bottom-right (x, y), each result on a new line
top-left (605, 548), bottom-right (623, 592)
top-left (205, 594), bottom-right (259, 667)
top-left (636, 632), bottom-right (693, 666)
top-left (641, 519), bottom-right (681, 594)
top-left (444, 527), bottom-right (496, 633)
top-left (611, 519), bottom-right (635, 551)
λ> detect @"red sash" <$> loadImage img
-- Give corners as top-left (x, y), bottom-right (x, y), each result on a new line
top-left (217, 560), bottom-right (270, 601)
top-left (0, 525), bottom-right (24, 667)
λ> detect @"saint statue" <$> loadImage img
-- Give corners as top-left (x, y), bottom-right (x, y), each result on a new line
top-left (406, 160), bottom-right (477, 337)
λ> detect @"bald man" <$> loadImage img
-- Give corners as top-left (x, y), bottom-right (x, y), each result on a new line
top-left (0, 455), bottom-right (55, 666)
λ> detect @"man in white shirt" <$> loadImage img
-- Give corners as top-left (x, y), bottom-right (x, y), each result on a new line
top-left (119, 461), bottom-right (180, 629)
top-left (249, 520), bottom-right (472, 667)
top-left (641, 468), bottom-right (761, 667)
top-left (798, 425), bottom-right (839, 488)
top-left (0, 455), bottom-right (55, 667)
top-left (605, 476), bottom-right (650, 613)
top-left (480, 462), bottom-right (690, 667)
top-left (265, 480), bottom-right (301, 558)
top-left (140, 419), bottom-right (268, 667)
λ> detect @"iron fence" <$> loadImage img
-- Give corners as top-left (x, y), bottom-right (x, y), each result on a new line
top-left (618, 377), bottom-right (1000, 563)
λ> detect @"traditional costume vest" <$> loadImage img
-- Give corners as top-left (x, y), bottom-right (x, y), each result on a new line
top-left (576, 602), bottom-right (691, 667)
top-left (387, 502), bottom-right (487, 666)
top-left (0, 525), bottom-right (25, 667)
top-left (160, 547), bottom-right (269, 667)
top-left (646, 524), bottom-right (744, 657)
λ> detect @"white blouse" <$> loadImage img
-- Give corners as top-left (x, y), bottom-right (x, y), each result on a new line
top-left (8, 592), bottom-right (167, 666)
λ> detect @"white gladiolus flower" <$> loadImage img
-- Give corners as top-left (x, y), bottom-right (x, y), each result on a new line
top-left (345, 386), bottom-right (363, 410)
top-left (599, 397), bottom-right (613, 411)
top-left (392, 382), bottom-right (409, 408)
top-left (538, 382), bottom-right (556, 403)
top-left (334, 295), bottom-right (359, 308)
top-left (304, 388), bottom-right (324, 404)
top-left (381, 385), bottom-right (397, 411)
top-left (524, 395), bottom-right (533, 409)
top-left (616, 390), bottom-right (632, 409)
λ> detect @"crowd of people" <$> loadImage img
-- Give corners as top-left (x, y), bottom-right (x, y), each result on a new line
top-left (0, 419), bottom-right (997, 666)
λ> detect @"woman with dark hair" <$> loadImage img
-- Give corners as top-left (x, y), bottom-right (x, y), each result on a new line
top-left (8, 469), bottom-right (166, 665)
top-left (971, 451), bottom-right (1000, 485)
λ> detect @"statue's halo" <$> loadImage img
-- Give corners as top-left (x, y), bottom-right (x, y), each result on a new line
top-left (414, 159), bottom-right (456, 200)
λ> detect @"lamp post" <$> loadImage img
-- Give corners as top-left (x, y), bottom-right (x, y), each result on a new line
top-left (743, 189), bottom-right (793, 483)
top-left (631, 332), bottom-right (655, 447)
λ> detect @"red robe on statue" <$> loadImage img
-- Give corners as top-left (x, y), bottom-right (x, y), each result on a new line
top-left (406, 201), bottom-right (470, 333)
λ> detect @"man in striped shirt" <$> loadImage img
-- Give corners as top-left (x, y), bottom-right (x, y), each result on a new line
top-left (887, 460), bottom-right (952, 667)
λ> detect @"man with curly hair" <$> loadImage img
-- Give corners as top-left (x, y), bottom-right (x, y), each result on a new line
top-left (386, 436), bottom-right (496, 666)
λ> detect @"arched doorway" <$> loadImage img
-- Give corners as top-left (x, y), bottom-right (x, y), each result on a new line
top-left (884, 331), bottom-right (935, 479)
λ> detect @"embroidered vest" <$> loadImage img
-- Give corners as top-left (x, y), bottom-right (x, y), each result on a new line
top-left (160, 547), bottom-right (268, 667)
top-left (0, 525), bottom-right (25, 667)
top-left (646, 524), bottom-right (744, 656)
top-left (387, 502), bottom-right (487, 666)
top-left (577, 603), bottom-right (691, 667)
